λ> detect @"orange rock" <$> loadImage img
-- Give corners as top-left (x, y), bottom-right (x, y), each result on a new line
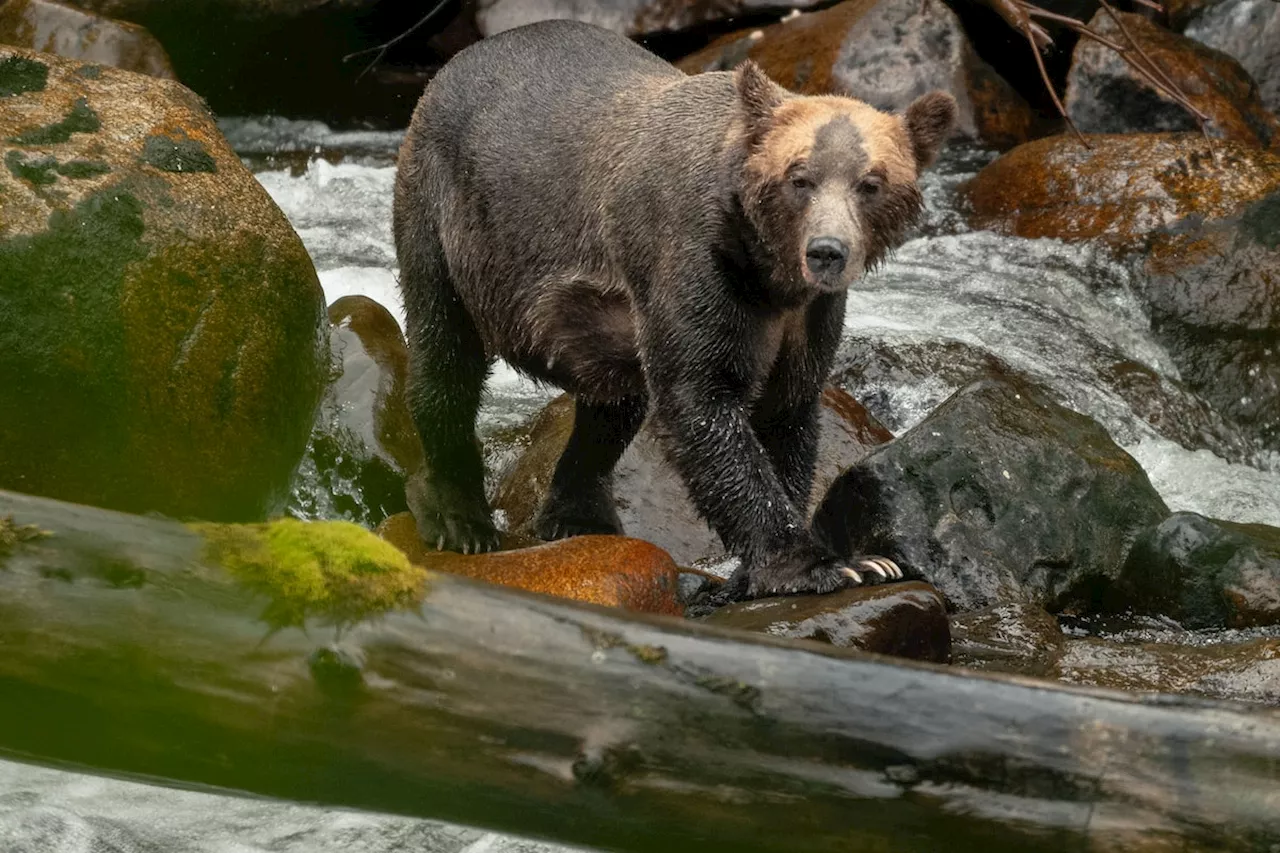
top-left (961, 132), bottom-right (1280, 248)
top-left (377, 512), bottom-right (684, 616)
top-left (676, 0), bottom-right (1041, 151)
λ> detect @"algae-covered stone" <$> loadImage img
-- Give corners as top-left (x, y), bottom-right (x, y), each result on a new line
top-left (0, 44), bottom-right (328, 522)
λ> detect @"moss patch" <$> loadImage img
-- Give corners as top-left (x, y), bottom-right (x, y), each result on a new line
top-left (57, 159), bottom-right (111, 179)
top-left (193, 518), bottom-right (428, 630)
top-left (5, 150), bottom-right (58, 185)
top-left (9, 98), bottom-right (100, 145)
top-left (0, 55), bottom-right (47, 98)
top-left (0, 516), bottom-right (50, 560)
top-left (75, 64), bottom-right (102, 80)
top-left (141, 133), bottom-right (216, 174)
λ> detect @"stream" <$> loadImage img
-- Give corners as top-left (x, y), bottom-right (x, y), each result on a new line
top-left (1, 115), bottom-right (1277, 852)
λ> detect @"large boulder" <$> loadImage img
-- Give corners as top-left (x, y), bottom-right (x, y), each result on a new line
top-left (290, 296), bottom-right (422, 528)
top-left (812, 377), bottom-right (1170, 613)
top-left (676, 0), bottom-right (1040, 150)
top-left (1117, 511), bottom-right (1280, 628)
top-left (961, 133), bottom-right (1280, 448)
top-left (0, 46), bottom-right (328, 521)
top-left (493, 387), bottom-right (893, 567)
top-left (1065, 10), bottom-right (1280, 151)
top-left (1185, 0), bottom-right (1280, 117)
top-left (0, 0), bottom-right (174, 78)
top-left (475, 0), bottom-right (829, 38)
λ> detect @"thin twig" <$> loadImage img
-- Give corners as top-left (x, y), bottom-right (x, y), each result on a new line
top-left (1017, 3), bottom-right (1091, 147)
top-left (343, 0), bottom-right (452, 81)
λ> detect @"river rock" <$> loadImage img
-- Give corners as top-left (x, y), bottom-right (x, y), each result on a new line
top-left (1117, 512), bottom-right (1280, 628)
top-left (475, 0), bottom-right (829, 38)
top-left (0, 45), bottom-right (328, 522)
top-left (493, 387), bottom-right (893, 567)
top-left (1065, 10), bottom-right (1279, 150)
top-left (962, 134), bottom-right (1280, 448)
top-left (1057, 635), bottom-right (1280, 705)
top-left (290, 296), bottom-right (422, 528)
top-left (1185, 0), bottom-right (1280, 116)
top-left (0, 0), bottom-right (174, 78)
top-left (702, 581), bottom-right (951, 662)
top-left (676, 0), bottom-right (1039, 151)
top-left (950, 603), bottom-right (1065, 676)
top-left (378, 512), bottom-right (683, 616)
top-left (811, 377), bottom-right (1170, 613)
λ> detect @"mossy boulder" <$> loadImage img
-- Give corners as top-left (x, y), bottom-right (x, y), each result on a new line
top-left (0, 45), bottom-right (328, 522)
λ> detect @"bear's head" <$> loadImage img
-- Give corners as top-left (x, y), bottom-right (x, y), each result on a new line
top-left (735, 62), bottom-right (957, 302)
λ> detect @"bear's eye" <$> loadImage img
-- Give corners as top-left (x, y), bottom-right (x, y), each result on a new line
top-left (789, 174), bottom-right (815, 192)
top-left (857, 174), bottom-right (884, 197)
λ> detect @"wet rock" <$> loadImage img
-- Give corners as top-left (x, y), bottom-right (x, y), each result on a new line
top-left (676, 0), bottom-right (1040, 151)
top-left (962, 134), bottom-right (1280, 448)
top-left (1057, 635), bottom-right (1280, 705)
top-left (1065, 10), bottom-right (1280, 151)
top-left (1185, 0), bottom-right (1280, 116)
top-left (950, 603), bottom-right (1065, 676)
top-left (0, 0), bottom-right (174, 78)
top-left (701, 581), bottom-right (951, 662)
top-left (475, 0), bottom-right (829, 39)
top-left (0, 45), bottom-right (328, 522)
top-left (378, 512), bottom-right (684, 616)
top-left (289, 296), bottom-right (423, 528)
top-left (493, 387), bottom-right (893, 567)
top-left (812, 377), bottom-right (1170, 613)
top-left (1116, 511), bottom-right (1280, 628)
top-left (961, 133), bottom-right (1280, 247)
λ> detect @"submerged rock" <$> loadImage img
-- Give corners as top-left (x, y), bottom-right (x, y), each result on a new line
top-left (378, 512), bottom-right (683, 616)
top-left (475, 0), bottom-right (829, 38)
top-left (962, 133), bottom-right (1280, 449)
top-left (676, 0), bottom-right (1039, 150)
top-left (702, 581), bottom-right (951, 662)
top-left (950, 603), bottom-right (1065, 677)
top-left (812, 377), bottom-right (1170, 613)
top-left (1117, 511), bottom-right (1280, 628)
top-left (493, 387), bottom-right (892, 567)
top-left (0, 0), bottom-right (174, 78)
top-left (1057, 635), bottom-right (1280, 705)
top-left (290, 296), bottom-right (422, 528)
top-left (1066, 10), bottom-right (1279, 150)
top-left (0, 45), bottom-right (328, 521)
top-left (1185, 0), bottom-right (1280, 116)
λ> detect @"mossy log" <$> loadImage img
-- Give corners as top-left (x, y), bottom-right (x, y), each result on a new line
top-left (0, 489), bottom-right (1279, 853)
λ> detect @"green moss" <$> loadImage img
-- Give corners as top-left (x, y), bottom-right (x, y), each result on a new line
top-left (9, 98), bottom-right (100, 145)
top-left (193, 518), bottom-right (428, 630)
top-left (57, 159), bottom-right (111, 179)
top-left (75, 64), bottom-right (102, 79)
top-left (141, 133), bottom-right (216, 174)
top-left (0, 515), bottom-right (50, 560)
top-left (0, 55), bottom-right (47, 98)
top-left (5, 150), bottom-right (58, 185)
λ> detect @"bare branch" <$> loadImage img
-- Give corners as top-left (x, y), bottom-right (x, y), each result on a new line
top-left (343, 0), bottom-right (452, 82)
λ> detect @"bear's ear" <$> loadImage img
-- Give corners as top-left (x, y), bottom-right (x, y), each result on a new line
top-left (904, 91), bottom-right (958, 169)
top-left (735, 60), bottom-right (783, 143)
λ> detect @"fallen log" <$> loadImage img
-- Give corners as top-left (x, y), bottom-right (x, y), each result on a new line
top-left (0, 488), bottom-right (1278, 852)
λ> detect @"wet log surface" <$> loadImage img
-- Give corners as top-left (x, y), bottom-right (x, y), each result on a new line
top-left (0, 489), bottom-right (1279, 852)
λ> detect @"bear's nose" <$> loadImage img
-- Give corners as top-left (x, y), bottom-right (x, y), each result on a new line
top-left (805, 237), bottom-right (849, 276)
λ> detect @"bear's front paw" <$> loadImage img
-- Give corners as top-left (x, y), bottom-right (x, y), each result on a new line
top-left (746, 542), bottom-right (903, 599)
top-left (406, 473), bottom-right (500, 555)
top-left (534, 489), bottom-right (624, 541)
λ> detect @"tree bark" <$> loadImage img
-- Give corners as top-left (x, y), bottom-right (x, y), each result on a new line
top-left (0, 488), bottom-right (1278, 853)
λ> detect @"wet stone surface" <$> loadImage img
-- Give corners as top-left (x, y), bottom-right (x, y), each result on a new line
top-left (701, 581), bottom-right (951, 662)
top-left (950, 603), bottom-right (1065, 677)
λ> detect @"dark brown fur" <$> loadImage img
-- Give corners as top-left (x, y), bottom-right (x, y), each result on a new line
top-left (393, 20), bottom-right (956, 595)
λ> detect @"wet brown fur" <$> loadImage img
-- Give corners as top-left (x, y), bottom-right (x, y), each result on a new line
top-left (393, 19), bottom-right (956, 596)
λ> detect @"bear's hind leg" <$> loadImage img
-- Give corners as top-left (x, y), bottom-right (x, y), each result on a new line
top-left (399, 225), bottom-right (498, 554)
top-left (535, 396), bottom-right (647, 541)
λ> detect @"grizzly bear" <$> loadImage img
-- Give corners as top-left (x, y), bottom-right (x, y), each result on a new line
top-left (393, 19), bottom-right (956, 599)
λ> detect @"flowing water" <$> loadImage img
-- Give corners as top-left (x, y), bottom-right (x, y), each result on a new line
top-left (3, 117), bottom-right (1278, 852)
